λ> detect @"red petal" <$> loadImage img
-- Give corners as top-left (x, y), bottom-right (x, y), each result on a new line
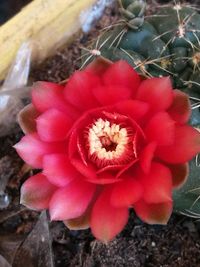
top-left (85, 57), bottom-right (112, 76)
top-left (156, 125), bottom-right (200, 163)
top-left (134, 200), bottom-right (173, 225)
top-left (14, 133), bottom-right (66, 168)
top-left (141, 162), bottom-right (172, 203)
top-left (94, 172), bottom-right (122, 184)
top-left (97, 164), bottom-right (126, 174)
top-left (93, 85), bottom-right (132, 106)
top-left (140, 142), bottom-right (157, 174)
top-left (50, 179), bottom-right (96, 220)
top-left (91, 188), bottom-right (129, 242)
top-left (20, 173), bottom-right (56, 210)
top-left (168, 89), bottom-right (191, 124)
top-left (71, 158), bottom-right (97, 180)
top-left (167, 163), bottom-right (189, 189)
top-left (111, 176), bottom-right (143, 207)
top-left (64, 187), bottom-right (100, 230)
top-left (103, 60), bottom-right (141, 95)
top-left (18, 104), bottom-right (39, 134)
top-left (115, 100), bottom-right (149, 122)
top-left (64, 202), bottom-right (95, 231)
top-left (68, 129), bottom-right (78, 159)
top-left (36, 108), bottom-right (72, 142)
top-left (144, 112), bottom-right (175, 146)
top-left (64, 187), bottom-right (102, 230)
top-left (43, 154), bottom-right (77, 187)
top-left (68, 128), bottom-right (98, 181)
top-left (136, 77), bottom-right (173, 112)
top-left (71, 158), bottom-right (122, 184)
top-left (64, 71), bottom-right (100, 110)
top-left (32, 82), bottom-right (79, 119)
top-left (116, 159), bottom-right (139, 179)
top-left (64, 210), bottom-right (90, 230)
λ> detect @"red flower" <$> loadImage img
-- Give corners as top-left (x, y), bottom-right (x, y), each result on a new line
top-left (15, 58), bottom-right (200, 242)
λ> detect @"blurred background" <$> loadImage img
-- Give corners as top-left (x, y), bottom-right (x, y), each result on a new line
top-left (0, 0), bottom-right (31, 24)
top-left (0, 0), bottom-right (177, 25)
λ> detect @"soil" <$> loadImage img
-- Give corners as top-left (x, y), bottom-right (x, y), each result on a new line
top-left (1, 1), bottom-right (200, 267)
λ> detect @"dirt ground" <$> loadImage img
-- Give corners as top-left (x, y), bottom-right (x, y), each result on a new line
top-left (1, 1), bottom-right (200, 266)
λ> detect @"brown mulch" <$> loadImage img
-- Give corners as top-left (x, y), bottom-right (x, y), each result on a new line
top-left (1, 1), bottom-right (200, 267)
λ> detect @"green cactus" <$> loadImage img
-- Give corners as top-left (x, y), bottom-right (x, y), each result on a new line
top-left (83, 0), bottom-right (200, 91)
top-left (82, 0), bottom-right (200, 217)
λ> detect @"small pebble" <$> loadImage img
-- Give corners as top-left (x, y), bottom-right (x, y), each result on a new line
top-left (0, 192), bottom-right (10, 209)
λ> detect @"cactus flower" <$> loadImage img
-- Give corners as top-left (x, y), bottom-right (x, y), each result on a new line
top-left (15, 58), bottom-right (200, 242)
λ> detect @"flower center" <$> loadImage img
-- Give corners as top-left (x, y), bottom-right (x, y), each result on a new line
top-left (88, 118), bottom-right (129, 162)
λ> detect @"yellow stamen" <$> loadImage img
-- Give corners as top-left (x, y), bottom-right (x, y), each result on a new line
top-left (88, 118), bottom-right (128, 160)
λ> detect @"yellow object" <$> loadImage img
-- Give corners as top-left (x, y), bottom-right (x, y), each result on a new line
top-left (0, 0), bottom-right (97, 80)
